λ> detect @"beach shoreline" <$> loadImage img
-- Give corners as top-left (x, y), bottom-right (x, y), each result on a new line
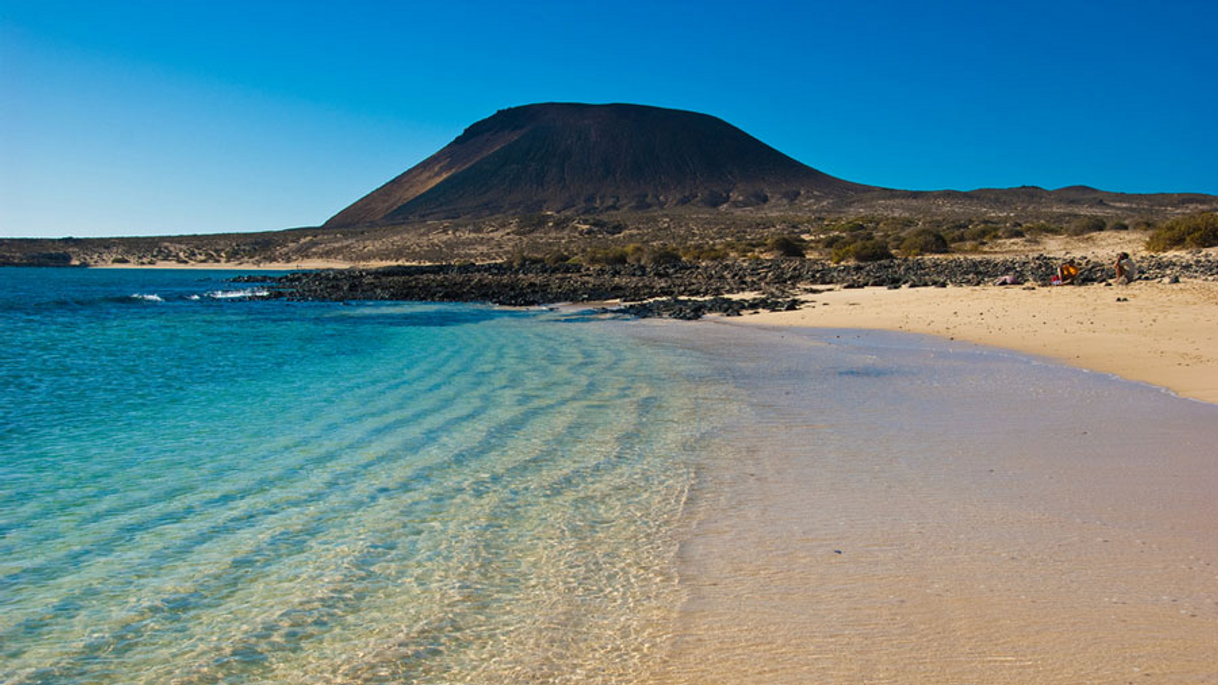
top-left (84, 259), bottom-right (401, 270)
top-left (730, 279), bottom-right (1218, 405)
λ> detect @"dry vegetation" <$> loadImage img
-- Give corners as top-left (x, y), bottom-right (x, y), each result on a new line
top-left (2, 209), bottom-right (1215, 268)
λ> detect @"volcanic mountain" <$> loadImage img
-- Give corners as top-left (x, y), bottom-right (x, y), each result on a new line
top-left (324, 103), bottom-right (869, 227)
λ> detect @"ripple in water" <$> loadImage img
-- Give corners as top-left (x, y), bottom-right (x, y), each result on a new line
top-left (0, 269), bottom-right (740, 684)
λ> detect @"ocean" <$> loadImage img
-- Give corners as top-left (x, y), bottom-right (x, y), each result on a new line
top-left (4, 268), bottom-right (1217, 684)
top-left (0, 268), bottom-right (740, 684)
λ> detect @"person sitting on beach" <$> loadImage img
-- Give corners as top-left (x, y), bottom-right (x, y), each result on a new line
top-left (993, 274), bottom-right (1022, 286)
top-left (1055, 261), bottom-right (1079, 285)
top-left (1114, 252), bottom-right (1137, 285)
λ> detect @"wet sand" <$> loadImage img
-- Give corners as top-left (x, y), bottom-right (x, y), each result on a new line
top-left (634, 323), bottom-right (1218, 684)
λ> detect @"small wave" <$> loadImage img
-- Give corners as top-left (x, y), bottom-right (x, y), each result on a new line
top-left (131, 293), bottom-right (164, 302)
top-left (204, 288), bottom-right (269, 299)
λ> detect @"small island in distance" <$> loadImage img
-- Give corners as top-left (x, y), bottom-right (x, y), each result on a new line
top-left (3, 102), bottom-right (1216, 267)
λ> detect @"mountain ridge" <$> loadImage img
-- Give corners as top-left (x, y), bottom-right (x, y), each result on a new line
top-left (324, 103), bottom-right (869, 227)
top-left (323, 102), bottom-right (1218, 230)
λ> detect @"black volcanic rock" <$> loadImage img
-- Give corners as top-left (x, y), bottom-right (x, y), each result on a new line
top-left (256, 253), bottom-right (1218, 319)
top-left (324, 103), bottom-right (868, 226)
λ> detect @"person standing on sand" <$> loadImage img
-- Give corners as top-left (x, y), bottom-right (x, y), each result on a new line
top-left (1114, 252), bottom-right (1137, 285)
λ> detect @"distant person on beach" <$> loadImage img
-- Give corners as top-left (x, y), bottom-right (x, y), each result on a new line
top-left (1114, 252), bottom-right (1137, 285)
top-left (1055, 261), bottom-right (1079, 285)
top-left (993, 274), bottom-right (1022, 286)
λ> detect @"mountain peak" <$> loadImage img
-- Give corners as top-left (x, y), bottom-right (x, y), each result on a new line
top-left (323, 103), bottom-right (865, 227)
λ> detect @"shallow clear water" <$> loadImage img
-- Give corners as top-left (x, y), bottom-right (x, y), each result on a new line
top-left (7, 269), bottom-right (1216, 685)
top-left (0, 268), bottom-right (739, 684)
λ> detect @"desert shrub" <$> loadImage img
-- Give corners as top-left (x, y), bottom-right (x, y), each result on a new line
top-left (1145, 212), bottom-right (1218, 251)
top-left (898, 228), bottom-right (949, 256)
top-left (584, 244), bottom-right (684, 266)
top-left (543, 250), bottom-right (572, 265)
top-left (832, 239), bottom-right (894, 263)
top-left (1023, 222), bottom-right (1063, 236)
top-left (820, 234), bottom-right (848, 250)
top-left (506, 249), bottom-right (543, 267)
top-left (643, 246), bottom-right (683, 266)
top-left (681, 244), bottom-right (730, 261)
top-left (997, 226), bottom-right (1026, 239)
top-left (622, 243), bottom-right (645, 262)
top-left (964, 225), bottom-right (1001, 242)
top-left (851, 239), bottom-right (895, 262)
top-left (1067, 216), bottom-right (1107, 236)
top-left (767, 235), bottom-right (806, 258)
top-left (1108, 221), bottom-right (1129, 231)
top-left (831, 219), bottom-right (870, 234)
top-left (110, 256), bottom-right (130, 264)
top-left (582, 247), bottom-right (630, 265)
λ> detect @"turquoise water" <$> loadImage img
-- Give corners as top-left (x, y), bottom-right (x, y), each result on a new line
top-left (0, 268), bottom-right (737, 684)
top-left (9, 269), bottom-right (1216, 684)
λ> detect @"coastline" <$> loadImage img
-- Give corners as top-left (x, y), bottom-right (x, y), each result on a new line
top-left (84, 259), bottom-right (400, 270)
top-left (735, 279), bottom-right (1218, 405)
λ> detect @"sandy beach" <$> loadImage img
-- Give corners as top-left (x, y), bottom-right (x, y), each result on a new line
top-left (639, 320), bottom-right (1218, 684)
top-left (740, 278), bottom-right (1218, 405)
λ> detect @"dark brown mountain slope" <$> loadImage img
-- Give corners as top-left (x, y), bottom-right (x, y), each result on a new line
top-left (324, 103), bottom-right (869, 226)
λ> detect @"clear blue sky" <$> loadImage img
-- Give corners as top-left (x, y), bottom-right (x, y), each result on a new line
top-left (3, 0), bottom-right (1216, 237)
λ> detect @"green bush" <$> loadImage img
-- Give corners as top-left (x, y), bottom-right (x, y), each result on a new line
top-left (1146, 212), bottom-right (1218, 251)
top-left (832, 220), bottom-right (870, 233)
top-left (963, 225), bottom-right (1001, 242)
top-left (1023, 222), bottom-right (1063, 236)
top-left (680, 244), bottom-right (730, 261)
top-left (583, 243), bottom-right (684, 266)
top-left (899, 228), bottom-right (949, 256)
top-left (543, 250), bottom-right (572, 265)
top-left (767, 235), bottom-right (806, 258)
top-left (582, 247), bottom-right (629, 265)
top-left (832, 239), bottom-right (894, 263)
top-left (1067, 216), bottom-right (1107, 236)
top-left (644, 247), bottom-right (683, 266)
top-left (820, 234), bottom-right (848, 250)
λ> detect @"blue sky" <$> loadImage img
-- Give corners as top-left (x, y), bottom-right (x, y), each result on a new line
top-left (2, 0), bottom-right (1216, 237)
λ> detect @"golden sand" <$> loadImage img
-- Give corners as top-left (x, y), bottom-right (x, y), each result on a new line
top-left (645, 320), bottom-right (1218, 684)
top-left (741, 279), bottom-right (1218, 405)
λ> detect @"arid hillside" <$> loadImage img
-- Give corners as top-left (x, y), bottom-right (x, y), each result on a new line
top-left (4, 103), bottom-right (1217, 267)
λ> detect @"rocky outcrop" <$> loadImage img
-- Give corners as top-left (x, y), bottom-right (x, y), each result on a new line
top-left (247, 253), bottom-right (1218, 319)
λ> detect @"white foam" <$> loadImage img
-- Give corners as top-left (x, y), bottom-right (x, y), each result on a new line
top-left (205, 288), bottom-right (269, 299)
top-left (131, 293), bottom-right (164, 302)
